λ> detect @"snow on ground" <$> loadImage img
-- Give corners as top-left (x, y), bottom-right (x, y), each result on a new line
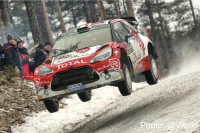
top-left (11, 82), bottom-right (148, 133)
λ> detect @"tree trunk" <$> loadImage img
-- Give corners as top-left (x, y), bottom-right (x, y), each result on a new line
top-left (0, 0), bottom-right (10, 27)
top-left (113, 0), bottom-right (120, 18)
top-left (89, 1), bottom-right (97, 22)
top-left (83, 0), bottom-right (92, 23)
top-left (117, 0), bottom-right (122, 18)
top-left (125, 0), bottom-right (135, 17)
top-left (71, 4), bottom-right (77, 28)
top-left (0, 0), bottom-right (12, 37)
top-left (0, 6), bottom-right (6, 43)
top-left (189, 0), bottom-right (197, 27)
top-left (5, 0), bottom-right (14, 26)
top-left (55, 0), bottom-right (66, 33)
top-left (41, 0), bottom-right (54, 44)
top-left (145, 1), bottom-right (164, 75)
top-left (97, 0), bottom-right (106, 21)
top-left (24, 0), bottom-right (43, 45)
top-left (122, 0), bottom-right (127, 16)
top-left (35, 1), bottom-right (50, 44)
top-left (156, 0), bottom-right (171, 68)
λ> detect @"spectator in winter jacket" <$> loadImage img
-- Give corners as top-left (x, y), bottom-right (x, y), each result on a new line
top-left (17, 40), bottom-right (33, 80)
top-left (2, 35), bottom-right (24, 77)
top-left (34, 42), bottom-right (52, 70)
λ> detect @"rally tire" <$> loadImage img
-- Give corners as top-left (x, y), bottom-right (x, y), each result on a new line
top-left (118, 63), bottom-right (132, 96)
top-left (144, 54), bottom-right (158, 85)
top-left (43, 99), bottom-right (59, 113)
top-left (77, 90), bottom-right (92, 102)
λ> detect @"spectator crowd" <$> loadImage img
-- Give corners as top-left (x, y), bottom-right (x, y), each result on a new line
top-left (0, 35), bottom-right (52, 80)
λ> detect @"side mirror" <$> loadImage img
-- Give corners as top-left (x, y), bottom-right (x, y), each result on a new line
top-left (125, 34), bottom-right (132, 42)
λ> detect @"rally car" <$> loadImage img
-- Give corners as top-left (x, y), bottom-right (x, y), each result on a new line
top-left (33, 17), bottom-right (158, 113)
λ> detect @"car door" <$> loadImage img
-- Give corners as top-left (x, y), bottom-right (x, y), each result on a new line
top-left (113, 22), bottom-right (142, 67)
top-left (122, 20), bottom-right (145, 58)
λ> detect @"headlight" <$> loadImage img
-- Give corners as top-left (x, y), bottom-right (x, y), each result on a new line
top-left (40, 65), bottom-right (53, 76)
top-left (90, 47), bottom-right (112, 63)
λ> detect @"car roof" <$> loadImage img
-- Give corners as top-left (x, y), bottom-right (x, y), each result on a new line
top-left (55, 19), bottom-right (124, 41)
top-left (76, 19), bottom-right (123, 30)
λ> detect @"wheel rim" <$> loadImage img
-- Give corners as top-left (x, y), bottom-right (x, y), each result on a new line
top-left (125, 66), bottom-right (132, 89)
top-left (151, 58), bottom-right (158, 78)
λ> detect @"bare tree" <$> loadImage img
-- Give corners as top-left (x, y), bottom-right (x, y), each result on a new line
top-left (125, 0), bottom-right (135, 17)
top-left (55, 0), bottom-right (66, 33)
top-left (113, 0), bottom-right (121, 18)
top-left (156, 0), bottom-right (171, 68)
top-left (97, 0), bottom-right (106, 21)
top-left (189, 0), bottom-right (197, 27)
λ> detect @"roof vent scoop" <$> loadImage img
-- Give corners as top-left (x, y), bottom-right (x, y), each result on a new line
top-left (77, 27), bottom-right (89, 34)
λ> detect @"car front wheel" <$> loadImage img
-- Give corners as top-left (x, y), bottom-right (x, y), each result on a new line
top-left (77, 90), bottom-right (92, 102)
top-left (43, 99), bottom-right (59, 113)
top-left (118, 63), bottom-right (132, 96)
top-left (144, 54), bottom-right (158, 85)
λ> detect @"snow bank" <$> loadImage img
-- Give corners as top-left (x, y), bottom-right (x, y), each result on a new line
top-left (11, 82), bottom-right (148, 133)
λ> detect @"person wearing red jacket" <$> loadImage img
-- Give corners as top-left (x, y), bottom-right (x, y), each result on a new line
top-left (17, 40), bottom-right (33, 80)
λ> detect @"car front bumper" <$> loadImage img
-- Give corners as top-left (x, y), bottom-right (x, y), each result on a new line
top-left (36, 68), bottom-right (124, 101)
top-left (35, 57), bottom-right (124, 101)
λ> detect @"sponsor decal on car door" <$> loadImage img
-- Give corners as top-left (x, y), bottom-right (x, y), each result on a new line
top-left (127, 35), bottom-right (142, 67)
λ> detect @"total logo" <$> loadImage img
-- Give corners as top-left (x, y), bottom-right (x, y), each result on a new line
top-left (57, 60), bottom-right (86, 69)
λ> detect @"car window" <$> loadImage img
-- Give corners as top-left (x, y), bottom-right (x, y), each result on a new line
top-left (113, 22), bottom-right (130, 41)
top-left (122, 20), bottom-right (138, 33)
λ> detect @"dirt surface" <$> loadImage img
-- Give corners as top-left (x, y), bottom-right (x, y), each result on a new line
top-left (69, 72), bottom-right (200, 133)
top-left (0, 78), bottom-right (45, 133)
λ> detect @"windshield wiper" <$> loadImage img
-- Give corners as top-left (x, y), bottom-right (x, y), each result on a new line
top-left (50, 49), bottom-right (71, 56)
top-left (68, 41), bottom-right (81, 51)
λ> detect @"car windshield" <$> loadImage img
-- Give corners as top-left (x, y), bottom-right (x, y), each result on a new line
top-left (50, 26), bottom-right (112, 56)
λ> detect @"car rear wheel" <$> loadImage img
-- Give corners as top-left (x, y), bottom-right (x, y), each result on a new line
top-left (43, 99), bottom-right (59, 113)
top-left (118, 63), bottom-right (132, 96)
top-left (144, 54), bottom-right (158, 85)
top-left (77, 90), bottom-right (92, 102)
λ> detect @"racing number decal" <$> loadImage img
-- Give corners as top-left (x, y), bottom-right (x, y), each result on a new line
top-left (127, 41), bottom-right (134, 55)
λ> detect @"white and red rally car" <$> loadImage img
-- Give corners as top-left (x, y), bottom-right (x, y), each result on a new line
top-left (34, 17), bottom-right (158, 113)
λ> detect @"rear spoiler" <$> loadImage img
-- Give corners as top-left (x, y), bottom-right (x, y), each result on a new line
top-left (121, 16), bottom-right (139, 27)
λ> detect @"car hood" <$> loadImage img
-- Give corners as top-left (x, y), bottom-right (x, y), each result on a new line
top-left (52, 45), bottom-right (103, 65)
